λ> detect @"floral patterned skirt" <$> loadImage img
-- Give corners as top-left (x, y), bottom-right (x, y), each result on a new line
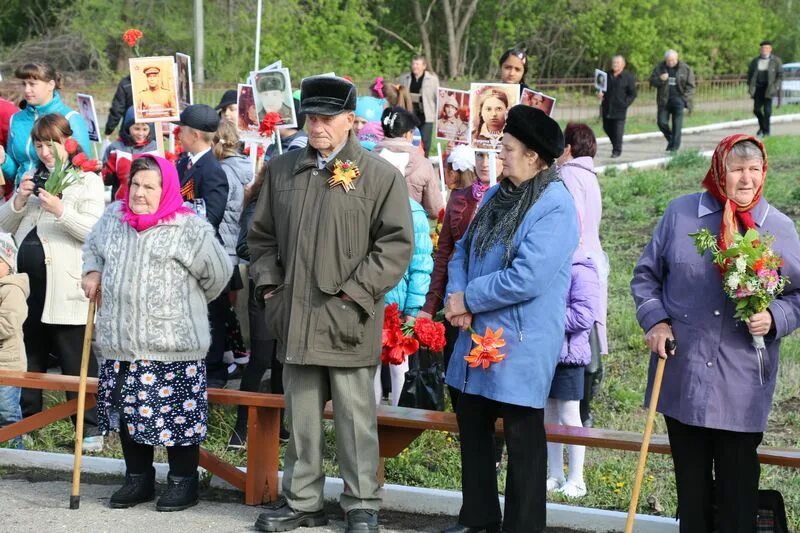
top-left (96, 359), bottom-right (209, 447)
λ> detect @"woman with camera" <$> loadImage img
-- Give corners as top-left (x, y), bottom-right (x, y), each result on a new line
top-left (0, 113), bottom-right (105, 451)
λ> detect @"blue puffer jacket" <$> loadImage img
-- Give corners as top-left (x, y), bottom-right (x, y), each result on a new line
top-left (1, 91), bottom-right (91, 185)
top-left (385, 198), bottom-right (433, 317)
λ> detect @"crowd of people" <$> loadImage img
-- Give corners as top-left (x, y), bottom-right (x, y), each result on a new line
top-left (0, 37), bottom-right (794, 532)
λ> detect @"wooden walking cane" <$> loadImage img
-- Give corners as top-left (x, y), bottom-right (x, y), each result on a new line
top-left (70, 299), bottom-right (97, 510)
top-left (625, 339), bottom-right (675, 533)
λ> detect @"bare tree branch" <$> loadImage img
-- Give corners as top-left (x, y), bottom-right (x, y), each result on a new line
top-left (412, 0), bottom-right (433, 61)
top-left (369, 21), bottom-right (419, 52)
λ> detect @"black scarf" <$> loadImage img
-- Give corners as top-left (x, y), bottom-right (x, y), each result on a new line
top-left (464, 166), bottom-right (560, 271)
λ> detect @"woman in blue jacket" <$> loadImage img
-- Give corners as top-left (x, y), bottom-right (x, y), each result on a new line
top-left (0, 63), bottom-right (90, 185)
top-left (374, 197), bottom-right (434, 406)
top-left (442, 107), bottom-right (578, 533)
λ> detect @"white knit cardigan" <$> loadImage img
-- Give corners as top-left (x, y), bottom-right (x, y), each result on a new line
top-left (83, 204), bottom-right (232, 362)
top-left (0, 171), bottom-right (105, 325)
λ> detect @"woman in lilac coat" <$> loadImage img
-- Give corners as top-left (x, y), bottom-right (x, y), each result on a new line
top-left (631, 134), bottom-right (800, 532)
top-left (557, 123), bottom-right (608, 428)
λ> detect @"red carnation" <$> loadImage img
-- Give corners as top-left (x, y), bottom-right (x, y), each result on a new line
top-left (63, 138), bottom-right (79, 155)
top-left (71, 152), bottom-right (88, 168)
top-left (80, 159), bottom-right (102, 172)
top-left (259, 112), bottom-right (283, 138)
top-left (414, 317), bottom-right (447, 352)
top-left (173, 126), bottom-right (181, 137)
top-left (164, 151), bottom-right (179, 163)
top-left (437, 208), bottom-right (445, 225)
top-left (122, 29), bottom-right (144, 48)
top-left (381, 329), bottom-right (419, 365)
top-left (384, 303), bottom-right (402, 331)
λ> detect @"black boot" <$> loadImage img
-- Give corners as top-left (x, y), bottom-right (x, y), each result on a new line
top-left (156, 472), bottom-right (199, 512)
top-left (109, 467), bottom-right (156, 508)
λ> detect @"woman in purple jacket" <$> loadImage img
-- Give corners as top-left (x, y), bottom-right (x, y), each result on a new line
top-left (631, 134), bottom-right (800, 532)
top-left (545, 254), bottom-right (600, 499)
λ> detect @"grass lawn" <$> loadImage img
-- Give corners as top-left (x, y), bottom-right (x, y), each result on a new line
top-left (6, 135), bottom-right (800, 528)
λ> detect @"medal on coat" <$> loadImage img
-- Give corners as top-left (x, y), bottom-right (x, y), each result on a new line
top-left (328, 159), bottom-right (360, 192)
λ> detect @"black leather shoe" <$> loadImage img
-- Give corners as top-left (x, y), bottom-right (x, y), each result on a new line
top-left (441, 524), bottom-right (502, 533)
top-left (345, 509), bottom-right (379, 532)
top-left (156, 472), bottom-right (199, 512)
top-left (255, 500), bottom-right (328, 531)
top-left (109, 467), bottom-right (155, 508)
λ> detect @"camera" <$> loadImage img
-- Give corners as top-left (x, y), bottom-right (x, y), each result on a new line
top-left (31, 169), bottom-right (49, 197)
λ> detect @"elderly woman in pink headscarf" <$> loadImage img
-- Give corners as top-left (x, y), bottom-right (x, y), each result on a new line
top-left (82, 154), bottom-right (231, 513)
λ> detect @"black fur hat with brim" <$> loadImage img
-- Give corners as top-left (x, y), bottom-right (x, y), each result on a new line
top-left (300, 75), bottom-right (357, 116)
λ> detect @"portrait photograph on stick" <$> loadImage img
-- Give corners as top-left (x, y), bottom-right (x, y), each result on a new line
top-left (594, 68), bottom-right (608, 92)
top-left (253, 68), bottom-right (296, 129)
top-left (130, 56), bottom-right (179, 122)
top-left (176, 53), bottom-right (193, 111)
top-left (76, 93), bottom-right (100, 142)
top-left (236, 84), bottom-right (261, 142)
top-left (436, 88), bottom-right (470, 145)
top-left (521, 88), bottom-right (557, 117)
top-left (469, 82), bottom-right (520, 150)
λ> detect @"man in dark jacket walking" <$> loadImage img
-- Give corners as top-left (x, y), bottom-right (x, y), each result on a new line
top-left (248, 76), bottom-right (413, 533)
top-left (748, 40), bottom-right (783, 137)
top-left (650, 50), bottom-right (695, 152)
top-left (176, 104), bottom-right (231, 388)
top-left (599, 55), bottom-right (637, 157)
top-left (104, 75), bottom-right (133, 137)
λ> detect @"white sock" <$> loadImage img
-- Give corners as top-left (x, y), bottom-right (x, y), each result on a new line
top-left (544, 398), bottom-right (565, 481)
top-left (557, 400), bottom-right (586, 485)
top-left (389, 359), bottom-right (409, 406)
top-left (373, 365), bottom-right (383, 405)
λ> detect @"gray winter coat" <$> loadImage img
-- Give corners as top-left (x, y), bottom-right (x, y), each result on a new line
top-left (220, 155), bottom-right (252, 260)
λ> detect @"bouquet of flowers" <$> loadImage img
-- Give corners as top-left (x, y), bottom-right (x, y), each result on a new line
top-left (464, 327), bottom-right (506, 369)
top-left (39, 139), bottom-right (100, 197)
top-left (689, 227), bottom-right (789, 349)
top-left (381, 303), bottom-right (447, 365)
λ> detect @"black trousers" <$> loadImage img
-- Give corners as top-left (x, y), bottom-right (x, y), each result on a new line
top-left (21, 321), bottom-right (100, 435)
top-left (233, 282), bottom-right (281, 434)
top-left (665, 416), bottom-right (762, 533)
top-left (206, 293), bottom-right (229, 385)
top-left (119, 421), bottom-right (199, 477)
top-left (442, 321), bottom-right (461, 408)
top-left (420, 122), bottom-right (434, 156)
top-left (657, 102), bottom-right (685, 150)
top-left (753, 86), bottom-right (772, 135)
top-left (602, 117), bottom-right (626, 155)
top-left (456, 393), bottom-right (547, 532)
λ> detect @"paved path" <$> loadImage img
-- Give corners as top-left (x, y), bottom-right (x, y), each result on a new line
top-left (0, 472), bottom-right (585, 533)
top-left (593, 120), bottom-right (800, 167)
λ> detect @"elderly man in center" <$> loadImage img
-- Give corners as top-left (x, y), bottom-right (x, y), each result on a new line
top-left (248, 76), bottom-right (414, 533)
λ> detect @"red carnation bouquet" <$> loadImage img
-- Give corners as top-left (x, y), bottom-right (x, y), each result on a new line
top-left (381, 303), bottom-right (447, 365)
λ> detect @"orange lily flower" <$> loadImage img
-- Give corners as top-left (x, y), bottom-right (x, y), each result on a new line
top-left (464, 327), bottom-right (507, 369)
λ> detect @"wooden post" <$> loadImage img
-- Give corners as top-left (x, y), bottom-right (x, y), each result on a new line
top-left (625, 356), bottom-right (667, 532)
top-left (70, 300), bottom-right (96, 510)
top-left (155, 128), bottom-right (166, 157)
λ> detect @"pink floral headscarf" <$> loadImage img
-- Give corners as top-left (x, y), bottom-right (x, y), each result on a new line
top-left (121, 154), bottom-right (193, 232)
